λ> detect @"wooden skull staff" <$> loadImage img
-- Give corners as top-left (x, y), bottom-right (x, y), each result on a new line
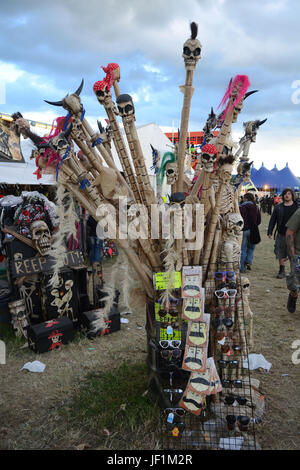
top-left (201, 75), bottom-right (252, 271)
top-left (176, 22), bottom-right (202, 193)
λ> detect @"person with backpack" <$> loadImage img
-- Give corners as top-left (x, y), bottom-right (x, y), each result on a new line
top-left (267, 188), bottom-right (298, 279)
top-left (239, 192), bottom-right (261, 273)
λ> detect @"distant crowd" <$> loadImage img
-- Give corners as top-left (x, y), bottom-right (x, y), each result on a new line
top-left (239, 188), bottom-right (300, 313)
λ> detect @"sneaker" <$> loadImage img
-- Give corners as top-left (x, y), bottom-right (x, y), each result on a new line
top-left (245, 263), bottom-right (251, 271)
top-left (287, 292), bottom-right (297, 313)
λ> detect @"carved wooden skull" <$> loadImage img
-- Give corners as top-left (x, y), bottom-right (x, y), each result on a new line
top-left (116, 94), bottom-right (135, 118)
top-left (223, 212), bottom-right (244, 237)
top-left (30, 220), bottom-right (51, 256)
top-left (93, 81), bottom-right (112, 104)
top-left (165, 162), bottom-right (179, 185)
top-left (71, 116), bottom-right (84, 140)
top-left (8, 299), bottom-right (29, 338)
top-left (62, 94), bottom-right (83, 115)
top-left (183, 38), bottom-right (202, 70)
top-left (200, 151), bottom-right (217, 172)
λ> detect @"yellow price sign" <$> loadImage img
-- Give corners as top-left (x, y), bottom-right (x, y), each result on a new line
top-left (154, 272), bottom-right (181, 291)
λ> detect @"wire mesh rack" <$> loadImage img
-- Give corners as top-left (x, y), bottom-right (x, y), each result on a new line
top-left (146, 262), bottom-right (263, 450)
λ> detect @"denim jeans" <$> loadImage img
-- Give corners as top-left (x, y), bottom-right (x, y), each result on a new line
top-left (90, 236), bottom-right (103, 264)
top-left (240, 229), bottom-right (256, 272)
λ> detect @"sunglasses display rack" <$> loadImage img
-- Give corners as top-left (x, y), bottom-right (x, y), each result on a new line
top-left (146, 263), bottom-right (263, 450)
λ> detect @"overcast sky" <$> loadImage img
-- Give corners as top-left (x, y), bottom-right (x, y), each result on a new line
top-left (0, 0), bottom-right (299, 175)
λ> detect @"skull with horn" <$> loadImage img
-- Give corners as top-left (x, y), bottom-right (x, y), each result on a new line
top-left (44, 79), bottom-right (84, 115)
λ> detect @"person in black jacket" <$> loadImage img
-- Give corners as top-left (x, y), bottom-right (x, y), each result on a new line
top-left (239, 192), bottom-right (261, 273)
top-left (267, 188), bottom-right (298, 278)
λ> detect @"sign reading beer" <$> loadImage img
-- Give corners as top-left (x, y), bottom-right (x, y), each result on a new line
top-left (11, 251), bottom-right (85, 277)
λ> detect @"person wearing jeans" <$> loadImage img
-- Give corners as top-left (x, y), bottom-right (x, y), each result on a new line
top-left (239, 192), bottom-right (261, 273)
top-left (285, 208), bottom-right (300, 313)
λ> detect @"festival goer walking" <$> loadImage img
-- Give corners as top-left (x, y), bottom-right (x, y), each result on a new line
top-left (239, 192), bottom-right (261, 273)
top-left (285, 207), bottom-right (300, 312)
top-left (267, 188), bottom-right (298, 279)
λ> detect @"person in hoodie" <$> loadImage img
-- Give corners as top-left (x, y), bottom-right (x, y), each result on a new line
top-left (239, 192), bottom-right (261, 273)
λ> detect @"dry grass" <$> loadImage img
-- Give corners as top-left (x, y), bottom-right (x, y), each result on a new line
top-left (0, 212), bottom-right (299, 450)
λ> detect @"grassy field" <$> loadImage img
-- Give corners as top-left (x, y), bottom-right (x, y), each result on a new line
top-left (0, 212), bottom-right (299, 450)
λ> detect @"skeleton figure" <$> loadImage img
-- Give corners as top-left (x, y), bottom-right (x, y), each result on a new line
top-left (50, 278), bottom-right (74, 320)
top-left (219, 212), bottom-right (244, 265)
top-left (165, 161), bottom-right (179, 185)
top-left (182, 22), bottom-right (202, 70)
top-left (236, 161), bottom-right (253, 184)
top-left (30, 220), bottom-right (51, 256)
top-left (235, 119), bottom-right (267, 162)
top-left (8, 299), bottom-right (29, 338)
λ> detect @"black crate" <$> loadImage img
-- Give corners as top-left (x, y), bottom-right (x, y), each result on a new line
top-left (27, 316), bottom-right (74, 353)
top-left (80, 305), bottom-right (120, 339)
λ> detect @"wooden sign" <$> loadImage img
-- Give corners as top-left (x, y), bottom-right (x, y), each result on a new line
top-left (11, 251), bottom-right (85, 278)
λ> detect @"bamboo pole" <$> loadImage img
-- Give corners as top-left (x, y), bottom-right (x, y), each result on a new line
top-left (176, 76), bottom-right (194, 193)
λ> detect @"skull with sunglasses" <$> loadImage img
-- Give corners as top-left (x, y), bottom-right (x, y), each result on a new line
top-left (200, 144), bottom-right (218, 172)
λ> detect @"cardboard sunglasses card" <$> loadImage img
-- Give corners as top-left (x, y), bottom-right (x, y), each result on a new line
top-left (186, 314), bottom-right (210, 349)
top-left (207, 357), bottom-right (222, 395)
top-left (181, 266), bottom-right (202, 298)
top-left (182, 298), bottom-right (203, 322)
top-left (188, 368), bottom-right (212, 396)
top-left (179, 387), bottom-right (207, 416)
top-left (182, 344), bottom-right (207, 372)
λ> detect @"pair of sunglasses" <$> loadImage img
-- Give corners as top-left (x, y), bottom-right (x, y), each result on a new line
top-left (160, 340), bottom-right (181, 349)
top-left (160, 349), bottom-right (182, 361)
top-left (160, 321), bottom-right (180, 330)
top-left (158, 309), bottom-right (178, 318)
top-left (226, 415), bottom-right (250, 430)
top-left (212, 317), bottom-right (234, 329)
top-left (224, 395), bottom-right (253, 408)
top-left (214, 271), bottom-right (236, 282)
top-left (164, 407), bottom-right (186, 418)
top-left (222, 379), bottom-right (243, 388)
top-left (218, 359), bottom-right (239, 369)
top-left (215, 288), bottom-right (237, 299)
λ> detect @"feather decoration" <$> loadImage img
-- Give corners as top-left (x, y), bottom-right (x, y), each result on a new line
top-left (190, 21), bottom-right (198, 40)
top-left (48, 182), bottom-right (78, 288)
top-left (157, 152), bottom-right (177, 187)
top-left (159, 217), bottom-right (181, 307)
top-left (217, 75), bottom-right (250, 121)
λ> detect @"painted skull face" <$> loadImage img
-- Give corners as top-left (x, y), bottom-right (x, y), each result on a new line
top-left (201, 152), bottom-right (217, 172)
top-left (93, 82), bottom-right (112, 104)
top-left (51, 133), bottom-right (71, 159)
top-left (30, 220), bottom-right (51, 256)
top-left (8, 299), bottom-right (29, 338)
top-left (182, 38), bottom-right (202, 70)
top-left (116, 94), bottom-right (135, 118)
top-left (189, 322), bottom-right (206, 346)
top-left (224, 213), bottom-right (244, 236)
top-left (165, 162), bottom-right (178, 185)
top-left (63, 94), bottom-right (83, 115)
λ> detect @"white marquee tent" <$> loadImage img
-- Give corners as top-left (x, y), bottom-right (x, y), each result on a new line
top-left (0, 122), bottom-right (173, 189)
